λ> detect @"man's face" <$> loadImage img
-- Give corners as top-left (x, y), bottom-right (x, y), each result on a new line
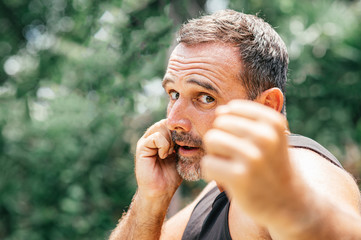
top-left (162, 42), bottom-right (248, 181)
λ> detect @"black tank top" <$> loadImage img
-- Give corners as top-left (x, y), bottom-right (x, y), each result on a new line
top-left (181, 134), bottom-right (343, 240)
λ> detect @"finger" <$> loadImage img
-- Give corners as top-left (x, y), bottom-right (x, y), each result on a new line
top-left (213, 114), bottom-right (258, 137)
top-left (142, 119), bottom-right (174, 154)
top-left (204, 129), bottom-right (262, 161)
top-left (158, 152), bottom-right (178, 168)
top-left (216, 100), bottom-right (287, 131)
top-left (143, 132), bottom-right (172, 159)
top-left (143, 119), bottom-right (171, 140)
top-left (201, 155), bottom-right (245, 186)
top-left (212, 115), bottom-right (280, 149)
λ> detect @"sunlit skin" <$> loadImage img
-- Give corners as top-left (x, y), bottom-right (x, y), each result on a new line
top-left (162, 42), bottom-right (249, 180)
top-left (110, 41), bottom-right (361, 240)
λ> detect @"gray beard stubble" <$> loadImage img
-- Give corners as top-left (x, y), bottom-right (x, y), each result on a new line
top-left (171, 131), bottom-right (204, 181)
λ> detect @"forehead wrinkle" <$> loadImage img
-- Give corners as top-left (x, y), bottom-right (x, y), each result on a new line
top-left (167, 58), bottom-right (233, 84)
top-left (166, 66), bottom-right (224, 93)
top-left (170, 46), bottom-right (239, 66)
top-left (166, 64), bottom-right (232, 95)
top-left (169, 56), bottom-right (234, 72)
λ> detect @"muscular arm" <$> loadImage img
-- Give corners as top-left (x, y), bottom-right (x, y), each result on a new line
top-left (109, 115), bottom-right (217, 240)
top-left (267, 148), bottom-right (361, 240)
top-left (109, 119), bottom-right (182, 240)
top-left (201, 100), bottom-right (361, 240)
top-left (109, 180), bottom-right (217, 240)
top-left (109, 192), bottom-right (171, 240)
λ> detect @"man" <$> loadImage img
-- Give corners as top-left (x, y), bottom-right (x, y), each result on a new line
top-left (109, 10), bottom-right (361, 239)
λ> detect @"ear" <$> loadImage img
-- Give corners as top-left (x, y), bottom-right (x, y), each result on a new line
top-left (255, 88), bottom-right (284, 113)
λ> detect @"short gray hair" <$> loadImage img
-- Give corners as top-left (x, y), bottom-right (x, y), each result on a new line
top-left (177, 9), bottom-right (289, 113)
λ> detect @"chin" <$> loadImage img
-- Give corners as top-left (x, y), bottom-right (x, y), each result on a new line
top-left (176, 155), bottom-right (202, 181)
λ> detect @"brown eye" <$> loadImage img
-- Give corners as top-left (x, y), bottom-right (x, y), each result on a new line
top-left (170, 91), bottom-right (179, 100)
top-left (199, 94), bottom-right (215, 104)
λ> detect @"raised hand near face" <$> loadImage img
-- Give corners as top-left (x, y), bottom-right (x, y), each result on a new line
top-left (201, 100), bottom-right (297, 224)
top-left (135, 119), bottom-right (182, 201)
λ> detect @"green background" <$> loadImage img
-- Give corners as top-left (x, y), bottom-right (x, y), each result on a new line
top-left (1, 0), bottom-right (360, 239)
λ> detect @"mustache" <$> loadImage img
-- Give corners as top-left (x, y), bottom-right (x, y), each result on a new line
top-left (171, 131), bottom-right (203, 147)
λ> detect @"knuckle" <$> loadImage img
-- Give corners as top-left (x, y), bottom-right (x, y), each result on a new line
top-left (265, 131), bottom-right (278, 145)
top-left (213, 116), bottom-right (224, 127)
top-left (137, 137), bottom-right (144, 145)
top-left (228, 99), bottom-right (243, 107)
top-left (213, 115), bottom-right (230, 129)
top-left (204, 129), bottom-right (219, 142)
top-left (258, 124), bottom-right (279, 146)
top-left (136, 138), bottom-right (145, 150)
top-left (269, 113), bottom-right (286, 130)
top-left (153, 131), bottom-right (162, 139)
top-left (146, 119), bottom-right (166, 133)
top-left (230, 163), bottom-right (245, 177)
top-left (249, 147), bottom-right (263, 162)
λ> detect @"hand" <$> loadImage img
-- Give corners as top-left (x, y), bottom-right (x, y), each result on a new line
top-left (135, 119), bottom-right (182, 202)
top-left (201, 100), bottom-right (297, 224)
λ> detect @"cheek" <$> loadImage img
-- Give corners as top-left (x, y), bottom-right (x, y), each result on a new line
top-left (193, 111), bottom-right (216, 137)
top-left (166, 102), bottom-right (173, 117)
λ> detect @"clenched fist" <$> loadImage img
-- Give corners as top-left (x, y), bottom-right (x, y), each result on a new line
top-left (201, 100), bottom-right (297, 224)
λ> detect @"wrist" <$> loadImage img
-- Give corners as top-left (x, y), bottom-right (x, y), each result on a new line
top-left (134, 190), bottom-right (173, 218)
top-left (109, 191), bottom-right (172, 240)
top-left (265, 179), bottom-right (324, 239)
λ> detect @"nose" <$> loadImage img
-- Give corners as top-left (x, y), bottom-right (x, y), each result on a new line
top-left (167, 99), bottom-right (192, 132)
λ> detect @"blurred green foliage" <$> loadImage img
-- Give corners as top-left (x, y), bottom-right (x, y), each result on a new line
top-left (0, 0), bottom-right (360, 239)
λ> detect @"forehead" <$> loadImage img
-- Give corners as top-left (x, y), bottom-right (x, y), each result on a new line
top-left (163, 42), bottom-right (246, 98)
top-left (169, 42), bottom-right (241, 69)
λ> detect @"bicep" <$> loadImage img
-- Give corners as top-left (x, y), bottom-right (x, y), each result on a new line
top-left (161, 181), bottom-right (217, 240)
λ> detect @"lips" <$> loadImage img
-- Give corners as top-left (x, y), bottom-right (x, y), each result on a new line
top-left (175, 141), bottom-right (200, 149)
top-left (175, 141), bottom-right (201, 157)
top-left (181, 146), bottom-right (198, 150)
top-left (171, 131), bottom-right (203, 157)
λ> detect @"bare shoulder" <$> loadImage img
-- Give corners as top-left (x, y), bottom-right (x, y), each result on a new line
top-left (160, 181), bottom-right (217, 240)
top-left (289, 147), bottom-right (361, 212)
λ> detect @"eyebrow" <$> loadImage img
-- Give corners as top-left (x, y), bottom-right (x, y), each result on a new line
top-left (162, 77), bottom-right (219, 94)
top-left (187, 79), bottom-right (219, 94)
top-left (162, 78), bottom-right (174, 89)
